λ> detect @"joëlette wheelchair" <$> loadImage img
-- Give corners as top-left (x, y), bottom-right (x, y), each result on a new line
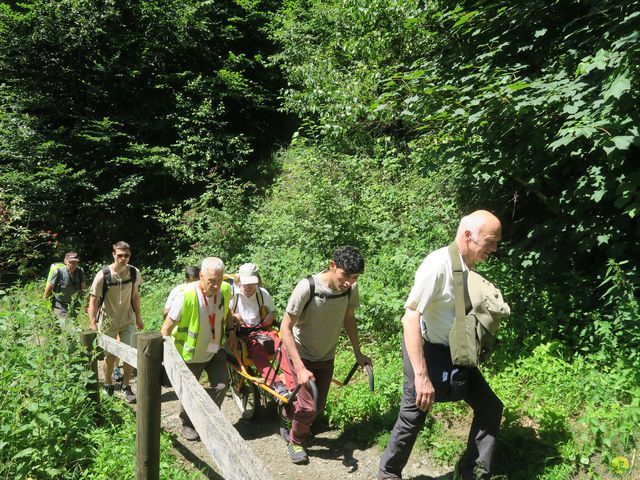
top-left (225, 328), bottom-right (374, 420)
top-left (226, 327), bottom-right (298, 419)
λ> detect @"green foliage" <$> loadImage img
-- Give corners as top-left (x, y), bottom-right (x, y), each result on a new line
top-left (0, 284), bottom-right (203, 479)
top-left (491, 343), bottom-right (639, 479)
top-left (0, 287), bottom-right (96, 478)
top-left (271, 0), bottom-right (640, 368)
top-left (0, 0), bottom-right (291, 277)
top-left (325, 344), bottom-right (403, 443)
top-left (244, 144), bottom-right (459, 330)
top-left (158, 178), bottom-right (259, 271)
top-left (138, 267), bottom-right (181, 332)
top-left (0, 190), bottom-right (57, 280)
top-left (82, 398), bottom-right (202, 480)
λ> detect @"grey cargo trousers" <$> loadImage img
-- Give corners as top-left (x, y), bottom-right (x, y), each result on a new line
top-left (378, 340), bottom-right (503, 479)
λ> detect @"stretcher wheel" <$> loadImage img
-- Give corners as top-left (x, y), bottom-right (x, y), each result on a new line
top-left (228, 367), bottom-right (261, 420)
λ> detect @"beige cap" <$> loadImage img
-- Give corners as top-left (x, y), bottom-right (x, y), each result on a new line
top-left (238, 263), bottom-right (259, 284)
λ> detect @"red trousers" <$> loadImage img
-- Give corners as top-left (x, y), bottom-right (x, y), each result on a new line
top-left (241, 329), bottom-right (294, 387)
top-left (285, 356), bottom-right (335, 446)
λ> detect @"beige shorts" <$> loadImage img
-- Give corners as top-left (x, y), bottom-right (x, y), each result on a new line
top-left (99, 321), bottom-right (137, 348)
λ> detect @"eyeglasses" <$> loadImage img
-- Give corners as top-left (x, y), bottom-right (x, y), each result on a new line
top-left (115, 253), bottom-right (130, 259)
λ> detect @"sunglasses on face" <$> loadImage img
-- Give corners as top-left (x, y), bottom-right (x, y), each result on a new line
top-left (115, 253), bottom-right (130, 259)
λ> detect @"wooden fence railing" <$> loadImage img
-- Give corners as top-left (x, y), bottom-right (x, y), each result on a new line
top-left (81, 330), bottom-right (272, 480)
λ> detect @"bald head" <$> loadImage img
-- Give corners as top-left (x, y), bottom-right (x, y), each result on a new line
top-left (456, 210), bottom-right (502, 267)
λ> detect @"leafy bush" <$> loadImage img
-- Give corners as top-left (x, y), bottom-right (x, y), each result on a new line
top-left (0, 287), bottom-right (95, 478)
top-left (0, 0), bottom-right (291, 272)
top-left (0, 284), bottom-right (206, 479)
top-left (271, 0), bottom-right (640, 369)
top-left (245, 144), bottom-right (459, 335)
top-left (491, 343), bottom-right (639, 479)
top-left (83, 398), bottom-right (202, 480)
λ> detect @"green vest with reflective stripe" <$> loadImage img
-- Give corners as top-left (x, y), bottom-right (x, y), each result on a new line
top-left (172, 281), bottom-right (231, 362)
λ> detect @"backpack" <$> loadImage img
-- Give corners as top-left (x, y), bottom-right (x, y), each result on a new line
top-left (301, 275), bottom-right (352, 314)
top-left (46, 262), bottom-right (65, 309)
top-left (447, 242), bottom-right (510, 367)
top-left (98, 265), bottom-right (138, 309)
top-left (47, 262), bottom-right (65, 284)
top-left (46, 262), bottom-right (84, 307)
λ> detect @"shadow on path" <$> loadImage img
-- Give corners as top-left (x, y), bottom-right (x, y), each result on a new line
top-left (170, 436), bottom-right (224, 480)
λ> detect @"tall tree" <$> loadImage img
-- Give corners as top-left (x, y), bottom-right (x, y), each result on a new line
top-left (0, 0), bottom-right (291, 278)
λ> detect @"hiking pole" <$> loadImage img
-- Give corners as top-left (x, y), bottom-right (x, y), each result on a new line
top-left (332, 362), bottom-right (374, 391)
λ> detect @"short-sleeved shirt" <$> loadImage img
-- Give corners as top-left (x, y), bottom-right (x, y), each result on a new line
top-left (168, 284), bottom-right (224, 363)
top-left (50, 267), bottom-right (85, 307)
top-left (164, 284), bottom-right (185, 312)
top-left (404, 246), bottom-right (467, 345)
top-left (90, 265), bottom-right (142, 331)
top-left (229, 286), bottom-right (275, 327)
top-left (286, 272), bottom-right (360, 362)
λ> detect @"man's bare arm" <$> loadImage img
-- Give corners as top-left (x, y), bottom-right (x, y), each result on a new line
top-left (343, 307), bottom-right (371, 367)
top-left (280, 312), bottom-right (314, 386)
top-left (402, 308), bottom-right (434, 411)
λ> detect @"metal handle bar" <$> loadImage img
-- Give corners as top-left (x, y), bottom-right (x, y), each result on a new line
top-left (288, 379), bottom-right (318, 412)
top-left (339, 361), bottom-right (375, 391)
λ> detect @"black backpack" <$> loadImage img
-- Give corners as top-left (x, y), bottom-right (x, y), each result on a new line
top-left (301, 275), bottom-right (351, 314)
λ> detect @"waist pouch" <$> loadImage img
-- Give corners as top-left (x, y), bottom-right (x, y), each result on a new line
top-left (424, 342), bottom-right (469, 402)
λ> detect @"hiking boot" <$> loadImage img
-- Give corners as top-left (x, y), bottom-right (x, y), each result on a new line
top-left (102, 384), bottom-right (115, 396)
top-left (111, 366), bottom-right (123, 383)
top-left (287, 442), bottom-right (309, 465)
top-left (180, 425), bottom-right (200, 441)
top-left (121, 384), bottom-right (136, 404)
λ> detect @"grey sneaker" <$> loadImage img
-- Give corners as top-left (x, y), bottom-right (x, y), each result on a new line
top-left (287, 442), bottom-right (308, 464)
top-left (121, 384), bottom-right (136, 404)
top-left (102, 384), bottom-right (115, 396)
top-left (111, 366), bottom-right (123, 383)
top-left (274, 381), bottom-right (288, 394)
top-left (180, 425), bottom-right (200, 441)
top-left (377, 473), bottom-right (402, 479)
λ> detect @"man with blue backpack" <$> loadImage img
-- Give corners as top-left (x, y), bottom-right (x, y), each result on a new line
top-left (43, 251), bottom-right (87, 324)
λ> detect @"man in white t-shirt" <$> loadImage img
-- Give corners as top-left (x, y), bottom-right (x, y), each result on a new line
top-left (230, 263), bottom-right (293, 397)
top-left (378, 211), bottom-right (504, 480)
top-left (161, 257), bottom-right (237, 441)
top-left (163, 266), bottom-right (200, 318)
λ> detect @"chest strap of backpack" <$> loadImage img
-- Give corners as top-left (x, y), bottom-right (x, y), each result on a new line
top-left (98, 265), bottom-right (137, 310)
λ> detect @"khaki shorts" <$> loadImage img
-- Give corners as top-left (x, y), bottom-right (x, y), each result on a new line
top-left (99, 321), bottom-right (137, 348)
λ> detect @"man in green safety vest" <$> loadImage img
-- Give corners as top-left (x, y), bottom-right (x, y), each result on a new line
top-left (161, 257), bottom-right (238, 441)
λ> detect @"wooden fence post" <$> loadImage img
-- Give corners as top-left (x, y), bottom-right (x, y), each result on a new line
top-left (136, 332), bottom-right (163, 480)
top-left (80, 330), bottom-right (99, 407)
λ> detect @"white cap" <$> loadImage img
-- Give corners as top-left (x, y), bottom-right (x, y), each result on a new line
top-left (238, 263), bottom-right (259, 285)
